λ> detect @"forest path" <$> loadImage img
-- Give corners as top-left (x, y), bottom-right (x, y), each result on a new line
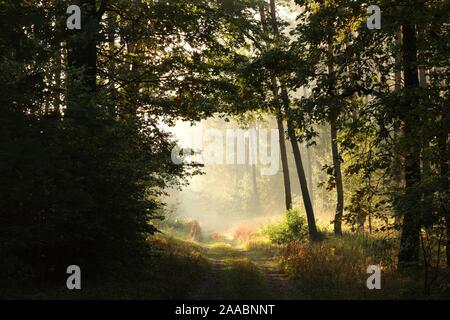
top-left (191, 240), bottom-right (302, 300)
top-left (243, 249), bottom-right (303, 300)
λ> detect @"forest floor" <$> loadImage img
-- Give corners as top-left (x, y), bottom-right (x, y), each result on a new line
top-left (3, 235), bottom-right (302, 300)
top-left (6, 232), bottom-right (450, 299)
top-left (190, 240), bottom-right (303, 300)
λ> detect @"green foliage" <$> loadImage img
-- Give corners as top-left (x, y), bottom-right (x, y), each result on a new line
top-left (264, 209), bottom-right (309, 244)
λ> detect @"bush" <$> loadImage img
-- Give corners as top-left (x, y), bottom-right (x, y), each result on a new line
top-left (0, 107), bottom-right (192, 288)
top-left (263, 209), bottom-right (309, 244)
top-left (277, 234), bottom-right (441, 299)
top-left (209, 230), bottom-right (225, 242)
top-left (233, 225), bottom-right (254, 243)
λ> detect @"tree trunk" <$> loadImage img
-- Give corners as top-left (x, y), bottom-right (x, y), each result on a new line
top-left (441, 127), bottom-right (449, 268)
top-left (438, 99), bottom-right (449, 267)
top-left (259, 2), bottom-right (292, 211)
top-left (327, 37), bottom-right (344, 236)
top-left (392, 30), bottom-right (404, 226)
top-left (331, 119), bottom-right (344, 235)
top-left (306, 145), bottom-right (314, 207)
top-left (281, 89), bottom-right (319, 240)
top-left (398, 22), bottom-right (422, 270)
top-left (418, 63), bottom-right (434, 230)
top-left (266, 0), bottom-right (319, 238)
top-left (66, 0), bottom-right (98, 116)
top-left (276, 114), bottom-right (293, 210)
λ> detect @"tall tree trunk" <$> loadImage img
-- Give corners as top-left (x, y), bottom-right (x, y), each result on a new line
top-left (327, 37), bottom-right (344, 236)
top-left (441, 120), bottom-right (449, 268)
top-left (262, 0), bottom-right (319, 239)
top-left (276, 114), bottom-right (293, 210)
top-left (306, 145), bottom-right (314, 206)
top-left (259, 3), bottom-right (292, 211)
top-left (281, 87), bottom-right (319, 240)
top-left (66, 0), bottom-right (99, 116)
top-left (331, 119), bottom-right (344, 235)
top-left (398, 22), bottom-right (422, 270)
top-left (437, 95), bottom-right (449, 267)
top-left (267, 0), bottom-right (319, 239)
top-left (392, 30), bottom-right (404, 226)
top-left (418, 62), bottom-right (434, 230)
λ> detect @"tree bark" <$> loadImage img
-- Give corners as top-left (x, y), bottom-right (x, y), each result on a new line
top-left (265, 0), bottom-right (319, 239)
top-left (66, 0), bottom-right (98, 116)
top-left (438, 98), bottom-right (449, 267)
top-left (398, 22), bottom-right (422, 270)
top-left (259, 3), bottom-right (293, 211)
top-left (392, 30), bottom-right (404, 226)
top-left (441, 121), bottom-right (449, 268)
top-left (276, 114), bottom-right (293, 210)
top-left (281, 87), bottom-right (319, 240)
top-left (331, 119), bottom-right (344, 235)
top-left (306, 144), bottom-right (314, 207)
top-left (327, 37), bottom-right (344, 236)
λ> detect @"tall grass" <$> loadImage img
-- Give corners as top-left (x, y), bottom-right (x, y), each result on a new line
top-left (255, 210), bottom-right (450, 299)
top-left (278, 234), bottom-right (450, 299)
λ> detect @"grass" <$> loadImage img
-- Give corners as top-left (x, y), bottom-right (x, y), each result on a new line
top-left (7, 235), bottom-right (277, 300)
top-left (5, 217), bottom-right (450, 300)
top-left (201, 241), bottom-right (276, 299)
top-left (2, 235), bottom-right (209, 299)
top-left (245, 239), bottom-right (280, 257)
top-left (278, 233), bottom-right (450, 299)
top-left (219, 258), bottom-right (275, 299)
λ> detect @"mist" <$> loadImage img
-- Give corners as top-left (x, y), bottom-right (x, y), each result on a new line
top-left (163, 115), bottom-right (336, 236)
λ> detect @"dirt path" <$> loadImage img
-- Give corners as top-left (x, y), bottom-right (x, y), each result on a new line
top-left (191, 241), bottom-right (302, 300)
top-left (191, 251), bottom-right (228, 300)
top-left (243, 251), bottom-right (302, 300)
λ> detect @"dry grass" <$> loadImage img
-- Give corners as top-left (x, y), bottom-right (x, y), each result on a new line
top-left (278, 234), bottom-right (450, 299)
top-left (233, 225), bottom-right (254, 243)
top-left (246, 240), bottom-right (280, 257)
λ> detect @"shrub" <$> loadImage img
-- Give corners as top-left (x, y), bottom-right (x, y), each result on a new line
top-left (233, 225), bottom-right (253, 243)
top-left (209, 230), bottom-right (225, 242)
top-left (278, 234), bottom-right (434, 299)
top-left (263, 209), bottom-right (309, 244)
